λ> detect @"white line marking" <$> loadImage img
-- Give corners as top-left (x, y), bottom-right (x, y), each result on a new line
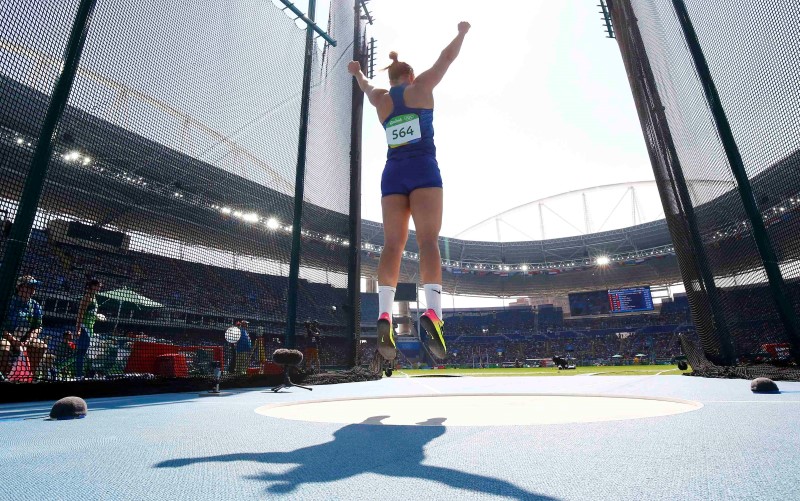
top-left (704, 400), bottom-right (800, 403)
top-left (392, 370), bottom-right (440, 392)
top-left (413, 380), bottom-right (443, 393)
top-left (404, 377), bottom-right (443, 393)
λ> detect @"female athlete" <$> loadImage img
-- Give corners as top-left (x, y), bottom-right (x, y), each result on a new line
top-left (348, 21), bottom-right (471, 361)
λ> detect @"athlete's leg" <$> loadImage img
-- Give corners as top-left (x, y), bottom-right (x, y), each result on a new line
top-left (410, 187), bottom-right (446, 359)
top-left (409, 187), bottom-right (443, 285)
top-left (377, 194), bottom-right (411, 360)
top-left (378, 194), bottom-right (411, 286)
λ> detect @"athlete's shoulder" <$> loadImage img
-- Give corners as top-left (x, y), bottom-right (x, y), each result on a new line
top-left (403, 84), bottom-right (434, 109)
top-left (367, 87), bottom-right (390, 110)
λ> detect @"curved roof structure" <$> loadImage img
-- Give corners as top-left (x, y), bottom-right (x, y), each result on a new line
top-left (3, 76), bottom-right (799, 297)
top-left (453, 179), bottom-right (735, 242)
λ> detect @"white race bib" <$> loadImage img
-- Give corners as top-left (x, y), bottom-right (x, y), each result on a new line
top-left (385, 113), bottom-right (422, 148)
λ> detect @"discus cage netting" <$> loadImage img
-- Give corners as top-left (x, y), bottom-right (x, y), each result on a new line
top-left (0, 0), bottom-right (369, 397)
top-left (610, 0), bottom-right (800, 379)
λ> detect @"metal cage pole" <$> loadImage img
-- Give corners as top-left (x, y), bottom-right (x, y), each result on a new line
top-left (0, 0), bottom-right (98, 326)
top-left (346, 0), bottom-right (366, 367)
top-left (284, 0), bottom-right (318, 349)
top-left (277, 0), bottom-right (336, 46)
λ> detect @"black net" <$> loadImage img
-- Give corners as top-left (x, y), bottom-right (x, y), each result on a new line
top-left (296, 0), bottom-right (361, 369)
top-left (680, 333), bottom-right (800, 382)
top-left (0, 0), bottom-right (363, 396)
top-left (610, 0), bottom-right (800, 375)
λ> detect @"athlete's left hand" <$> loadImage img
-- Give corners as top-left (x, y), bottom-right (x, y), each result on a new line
top-left (347, 61), bottom-right (361, 75)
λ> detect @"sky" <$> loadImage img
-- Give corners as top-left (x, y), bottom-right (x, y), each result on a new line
top-left (356, 0), bottom-right (656, 238)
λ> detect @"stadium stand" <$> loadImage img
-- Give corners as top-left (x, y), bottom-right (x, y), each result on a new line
top-left (14, 219), bottom-right (797, 375)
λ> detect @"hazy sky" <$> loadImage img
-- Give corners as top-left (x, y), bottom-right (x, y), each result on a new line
top-left (355, 0), bottom-right (655, 238)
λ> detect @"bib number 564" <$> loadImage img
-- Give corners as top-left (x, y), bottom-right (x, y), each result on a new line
top-left (392, 126), bottom-right (414, 140)
top-left (385, 113), bottom-right (422, 148)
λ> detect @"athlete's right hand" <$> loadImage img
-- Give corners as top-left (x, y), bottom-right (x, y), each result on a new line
top-left (347, 61), bottom-right (361, 75)
top-left (458, 21), bottom-right (471, 35)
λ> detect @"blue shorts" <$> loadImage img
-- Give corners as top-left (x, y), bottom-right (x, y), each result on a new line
top-left (381, 155), bottom-right (442, 197)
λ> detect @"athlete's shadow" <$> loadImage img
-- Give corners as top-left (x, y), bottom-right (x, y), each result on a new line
top-left (156, 416), bottom-right (555, 500)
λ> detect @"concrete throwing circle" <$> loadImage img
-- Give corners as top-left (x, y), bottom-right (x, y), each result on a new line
top-left (256, 393), bottom-right (702, 426)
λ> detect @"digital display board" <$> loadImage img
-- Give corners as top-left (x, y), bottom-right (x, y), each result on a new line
top-left (608, 287), bottom-right (654, 313)
top-left (569, 287), bottom-right (654, 316)
top-left (67, 221), bottom-right (125, 247)
top-left (568, 290), bottom-right (611, 316)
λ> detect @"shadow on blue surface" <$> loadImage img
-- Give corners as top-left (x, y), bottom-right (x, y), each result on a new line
top-left (156, 416), bottom-right (557, 500)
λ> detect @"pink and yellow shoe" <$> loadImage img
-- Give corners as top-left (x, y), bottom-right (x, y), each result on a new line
top-left (377, 312), bottom-right (397, 360)
top-left (420, 309), bottom-right (446, 360)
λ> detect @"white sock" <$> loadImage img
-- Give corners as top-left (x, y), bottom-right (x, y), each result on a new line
top-left (423, 284), bottom-right (442, 319)
top-left (378, 285), bottom-right (396, 319)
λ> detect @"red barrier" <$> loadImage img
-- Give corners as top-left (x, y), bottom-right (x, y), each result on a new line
top-left (124, 341), bottom-right (223, 375)
top-left (155, 354), bottom-right (189, 378)
top-left (263, 362), bottom-right (284, 375)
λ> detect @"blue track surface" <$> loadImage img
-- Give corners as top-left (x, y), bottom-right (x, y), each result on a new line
top-left (1, 375), bottom-right (799, 500)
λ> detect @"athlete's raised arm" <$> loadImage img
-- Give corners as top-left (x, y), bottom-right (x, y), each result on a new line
top-left (414, 21), bottom-right (471, 92)
top-left (348, 61), bottom-right (388, 107)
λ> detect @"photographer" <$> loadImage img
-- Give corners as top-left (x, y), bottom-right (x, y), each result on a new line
top-left (304, 320), bottom-right (321, 371)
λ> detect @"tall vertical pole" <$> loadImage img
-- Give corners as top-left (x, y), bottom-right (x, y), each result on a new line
top-left (672, 0), bottom-right (800, 362)
top-left (346, 0), bottom-right (365, 366)
top-left (0, 0), bottom-right (98, 324)
top-left (598, 0), bottom-right (615, 39)
top-left (368, 37), bottom-right (376, 79)
top-left (285, 0), bottom-right (317, 349)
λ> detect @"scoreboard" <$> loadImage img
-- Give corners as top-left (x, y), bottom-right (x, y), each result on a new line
top-left (608, 287), bottom-right (654, 313)
top-left (569, 286), bottom-right (655, 316)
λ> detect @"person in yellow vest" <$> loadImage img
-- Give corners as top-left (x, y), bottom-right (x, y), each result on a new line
top-left (75, 278), bottom-right (102, 379)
